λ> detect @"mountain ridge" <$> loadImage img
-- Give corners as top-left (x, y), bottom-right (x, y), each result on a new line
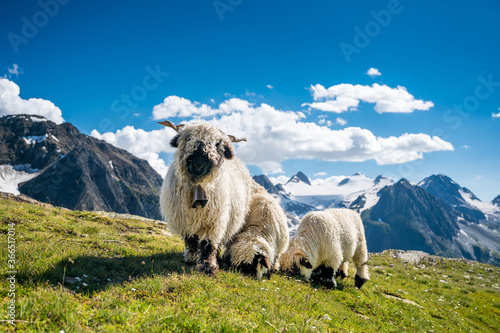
top-left (0, 114), bottom-right (163, 219)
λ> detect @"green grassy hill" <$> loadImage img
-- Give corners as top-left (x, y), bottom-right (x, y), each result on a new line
top-left (1, 195), bottom-right (499, 332)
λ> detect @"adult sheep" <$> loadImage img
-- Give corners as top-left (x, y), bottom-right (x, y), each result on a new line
top-left (280, 208), bottom-right (369, 289)
top-left (223, 190), bottom-right (289, 279)
top-left (159, 121), bottom-right (287, 276)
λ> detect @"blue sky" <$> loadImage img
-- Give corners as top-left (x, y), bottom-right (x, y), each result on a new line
top-left (1, 0), bottom-right (499, 200)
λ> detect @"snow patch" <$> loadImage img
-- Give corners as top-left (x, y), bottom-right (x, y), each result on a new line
top-left (0, 164), bottom-right (40, 195)
top-left (459, 189), bottom-right (499, 215)
top-left (109, 160), bottom-right (114, 170)
top-left (22, 134), bottom-right (48, 145)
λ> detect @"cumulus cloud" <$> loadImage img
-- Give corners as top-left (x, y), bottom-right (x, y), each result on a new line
top-left (96, 96), bottom-right (453, 174)
top-left (302, 83), bottom-right (434, 114)
top-left (91, 126), bottom-right (175, 177)
top-left (492, 109), bottom-right (500, 118)
top-left (266, 84), bottom-right (274, 90)
top-left (314, 172), bottom-right (328, 177)
top-left (0, 78), bottom-right (64, 124)
top-left (366, 68), bottom-right (381, 77)
top-left (152, 96), bottom-right (252, 119)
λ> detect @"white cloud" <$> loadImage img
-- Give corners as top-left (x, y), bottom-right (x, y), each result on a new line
top-left (366, 68), bottom-right (381, 77)
top-left (0, 78), bottom-right (64, 124)
top-left (91, 126), bottom-right (175, 177)
top-left (5, 64), bottom-right (22, 78)
top-left (314, 172), bottom-right (328, 177)
top-left (210, 98), bottom-right (215, 103)
top-left (266, 84), bottom-right (274, 90)
top-left (269, 175), bottom-right (289, 185)
top-left (245, 90), bottom-right (256, 97)
top-left (98, 96), bottom-right (453, 174)
top-left (492, 109), bottom-right (500, 118)
top-left (461, 145), bottom-right (471, 150)
top-left (152, 96), bottom-right (252, 120)
top-left (336, 117), bottom-right (347, 126)
top-left (302, 83), bottom-right (434, 114)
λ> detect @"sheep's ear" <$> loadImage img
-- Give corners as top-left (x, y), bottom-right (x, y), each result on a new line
top-left (299, 257), bottom-right (313, 269)
top-left (223, 142), bottom-right (234, 160)
top-left (257, 254), bottom-right (270, 269)
top-left (170, 134), bottom-right (180, 148)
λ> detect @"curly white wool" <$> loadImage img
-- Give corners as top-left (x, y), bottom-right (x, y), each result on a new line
top-left (224, 189), bottom-right (289, 279)
top-left (280, 208), bottom-right (369, 288)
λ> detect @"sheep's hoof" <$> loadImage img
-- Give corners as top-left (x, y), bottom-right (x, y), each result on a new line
top-left (355, 275), bottom-right (368, 289)
top-left (185, 259), bottom-right (197, 266)
top-left (184, 252), bottom-right (198, 266)
top-left (197, 262), bottom-right (219, 276)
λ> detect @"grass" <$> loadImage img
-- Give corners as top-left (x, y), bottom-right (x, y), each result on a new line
top-left (0, 195), bottom-right (499, 332)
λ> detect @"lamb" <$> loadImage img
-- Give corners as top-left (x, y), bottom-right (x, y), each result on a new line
top-left (223, 190), bottom-right (289, 279)
top-left (159, 121), bottom-right (288, 276)
top-left (280, 208), bottom-right (370, 289)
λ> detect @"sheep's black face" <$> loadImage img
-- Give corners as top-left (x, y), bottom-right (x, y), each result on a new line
top-left (186, 144), bottom-right (213, 178)
top-left (236, 254), bottom-right (270, 279)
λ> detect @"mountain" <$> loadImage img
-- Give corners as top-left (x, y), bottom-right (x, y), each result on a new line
top-left (493, 195), bottom-right (500, 207)
top-left (418, 174), bottom-right (486, 222)
top-left (253, 174), bottom-right (279, 194)
top-left (363, 179), bottom-right (460, 257)
top-left (366, 178), bottom-right (500, 266)
top-left (257, 171), bottom-right (500, 266)
top-left (275, 172), bottom-right (394, 214)
top-left (0, 115), bottom-right (163, 219)
top-left (286, 171), bottom-right (311, 185)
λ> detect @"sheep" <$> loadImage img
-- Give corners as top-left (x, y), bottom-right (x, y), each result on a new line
top-left (159, 121), bottom-right (287, 276)
top-left (222, 189), bottom-right (289, 279)
top-left (280, 208), bottom-right (370, 289)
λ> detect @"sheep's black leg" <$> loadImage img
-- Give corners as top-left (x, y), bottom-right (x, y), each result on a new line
top-left (197, 239), bottom-right (219, 276)
top-left (184, 235), bottom-right (199, 266)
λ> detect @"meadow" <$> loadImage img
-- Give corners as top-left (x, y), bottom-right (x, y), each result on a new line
top-left (0, 195), bottom-right (498, 332)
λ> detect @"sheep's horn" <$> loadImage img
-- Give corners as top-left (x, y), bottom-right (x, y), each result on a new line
top-left (158, 121), bottom-right (184, 132)
top-left (228, 135), bottom-right (247, 143)
top-left (293, 249), bottom-right (307, 258)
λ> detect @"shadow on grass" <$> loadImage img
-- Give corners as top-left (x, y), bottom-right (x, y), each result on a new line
top-left (17, 251), bottom-right (194, 294)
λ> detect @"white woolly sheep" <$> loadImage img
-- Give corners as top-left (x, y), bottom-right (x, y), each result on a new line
top-left (223, 189), bottom-right (289, 279)
top-left (280, 208), bottom-right (370, 289)
top-left (159, 121), bottom-right (287, 276)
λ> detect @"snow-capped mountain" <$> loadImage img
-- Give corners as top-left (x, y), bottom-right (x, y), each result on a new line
top-left (254, 172), bottom-right (395, 235)
top-left (0, 115), bottom-right (163, 219)
top-left (271, 171), bottom-right (394, 214)
top-left (364, 178), bottom-right (461, 257)
top-left (493, 195), bottom-right (500, 207)
top-left (255, 171), bottom-right (500, 266)
top-left (419, 174), bottom-right (487, 222)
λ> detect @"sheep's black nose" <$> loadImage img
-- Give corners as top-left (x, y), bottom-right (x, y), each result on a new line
top-left (187, 146), bottom-right (213, 177)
